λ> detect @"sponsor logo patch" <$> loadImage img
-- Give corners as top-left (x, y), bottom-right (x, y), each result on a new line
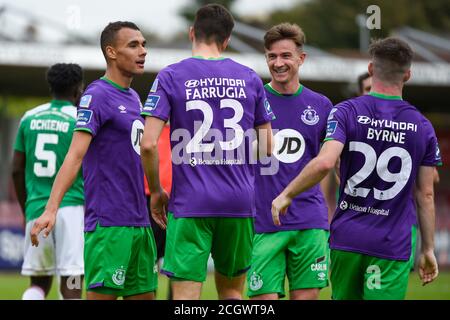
top-left (150, 78), bottom-right (159, 92)
top-left (326, 121), bottom-right (338, 135)
top-left (144, 95), bottom-right (160, 111)
top-left (357, 115), bottom-right (371, 124)
top-left (76, 110), bottom-right (93, 125)
top-left (328, 108), bottom-right (337, 120)
top-left (79, 95), bottom-right (92, 108)
top-left (185, 79), bottom-right (199, 88)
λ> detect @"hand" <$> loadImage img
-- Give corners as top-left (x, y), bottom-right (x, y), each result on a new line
top-left (150, 188), bottom-right (169, 230)
top-left (30, 210), bottom-right (57, 247)
top-left (271, 193), bottom-right (292, 226)
top-left (418, 250), bottom-right (439, 286)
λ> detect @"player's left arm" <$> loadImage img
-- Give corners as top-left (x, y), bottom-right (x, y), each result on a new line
top-left (11, 151), bottom-right (27, 217)
top-left (416, 165), bottom-right (438, 285)
top-left (141, 116), bottom-right (169, 229)
top-left (272, 140), bottom-right (344, 226)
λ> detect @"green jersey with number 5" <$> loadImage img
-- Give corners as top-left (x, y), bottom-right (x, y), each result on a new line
top-left (14, 100), bottom-right (84, 221)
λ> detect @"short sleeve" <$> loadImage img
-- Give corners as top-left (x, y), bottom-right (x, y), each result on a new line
top-left (74, 90), bottom-right (108, 137)
top-left (421, 119), bottom-right (442, 167)
top-left (141, 69), bottom-right (172, 122)
top-left (320, 96), bottom-right (334, 141)
top-left (13, 119), bottom-right (25, 152)
top-left (253, 72), bottom-right (275, 127)
top-left (323, 102), bottom-right (348, 145)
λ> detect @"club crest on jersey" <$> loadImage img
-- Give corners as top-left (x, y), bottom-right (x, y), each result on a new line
top-left (249, 272), bottom-right (263, 291)
top-left (301, 106), bottom-right (319, 125)
top-left (112, 266), bottom-right (126, 286)
top-left (143, 95), bottom-right (160, 112)
top-left (79, 95), bottom-right (92, 108)
top-left (76, 110), bottom-right (93, 125)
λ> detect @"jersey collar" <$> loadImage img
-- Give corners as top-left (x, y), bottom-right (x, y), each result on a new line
top-left (264, 83), bottom-right (303, 97)
top-left (368, 91), bottom-right (403, 100)
top-left (100, 76), bottom-right (129, 92)
top-left (50, 100), bottom-right (73, 108)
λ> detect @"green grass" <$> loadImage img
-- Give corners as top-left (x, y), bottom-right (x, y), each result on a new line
top-left (0, 271), bottom-right (449, 300)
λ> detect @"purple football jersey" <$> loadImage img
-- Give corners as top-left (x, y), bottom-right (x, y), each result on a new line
top-left (255, 84), bottom-right (332, 233)
top-left (141, 57), bottom-right (274, 218)
top-left (75, 78), bottom-right (149, 231)
top-left (325, 92), bottom-right (442, 260)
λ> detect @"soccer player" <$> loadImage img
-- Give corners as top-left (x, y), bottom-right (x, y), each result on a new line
top-left (357, 72), bottom-right (372, 96)
top-left (247, 23), bottom-right (333, 300)
top-left (140, 4), bottom-right (274, 300)
top-left (272, 37), bottom-right (441, 300)
top-left (12, 63), bottom-right (85, 300)
top-left (30, 21), bottom-right (158, 300)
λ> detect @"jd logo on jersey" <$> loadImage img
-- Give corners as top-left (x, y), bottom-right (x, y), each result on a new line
top-left (131, 120), bottom-right (144, 155)
top-left (273, 129), bottom-right (305, 164)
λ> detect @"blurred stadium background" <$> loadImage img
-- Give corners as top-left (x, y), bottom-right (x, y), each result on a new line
top-left (0, 0), bottom-right (449, 299)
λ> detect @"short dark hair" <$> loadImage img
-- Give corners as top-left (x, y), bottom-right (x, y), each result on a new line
top-left (368, 37), bottom-right (413, 84)
top-left (357, 72), bottom-right (371, 94)
top-left (46, 63), bottom-right (83, 96)
top-left (193, 4), bottom-right (234, 47)
top-left (264, 23), bottom-right (305, 51)
top-left (100, 21), bottom-right (140, 60)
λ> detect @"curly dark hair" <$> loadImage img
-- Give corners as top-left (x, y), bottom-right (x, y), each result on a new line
top-left (46, 63), bottom-right (83, 96)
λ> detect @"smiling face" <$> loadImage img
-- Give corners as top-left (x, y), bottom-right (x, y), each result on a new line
top-left (106, 27), bottom-right (147, 76)
top-left (265, 39), bottom-right (305, 86)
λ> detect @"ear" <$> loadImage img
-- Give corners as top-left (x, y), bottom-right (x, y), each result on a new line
top-left (189, 26), bottom-right (195, 42)
top-left (221, 37), bottom-right (230, 51)
top-left (368, 61), bottom-right (374, 76)
top-left (298, 51), bottom-right (307, 66)
top-left (403, 69), bottom-right (411, 83)
top-left (105, 45), bottom-right (116, 61)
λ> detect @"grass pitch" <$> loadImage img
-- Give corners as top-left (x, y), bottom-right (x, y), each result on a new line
top-left (0, 271), bottom-right (449, 300)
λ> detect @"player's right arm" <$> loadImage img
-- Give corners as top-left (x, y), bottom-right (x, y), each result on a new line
top-left (415, 165), bottom-right (438, 285)
top-left (141, 116), bottom-right (169, 229)
top-left (30, 131), bottom-right (91, 246)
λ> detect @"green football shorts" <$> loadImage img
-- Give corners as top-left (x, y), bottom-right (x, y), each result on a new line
top-left (247, 229), bottom-right (329, 298)
top-left (330, 249), bottom-right (410, 300)
top-left (161, 212), bottom-right (254, 282)
top-left (84, 223), bottom-right (158, 297)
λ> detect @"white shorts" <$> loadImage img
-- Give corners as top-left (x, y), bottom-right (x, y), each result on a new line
top-left (21, 205), bottom-right (84, 276)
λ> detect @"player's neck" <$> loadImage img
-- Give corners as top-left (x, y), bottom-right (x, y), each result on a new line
top-left (104, 69), bottom-right (132, 90)
top-left (52, 95), bottom-right (74, 105)
top-left (269, 80), bottom-right (301, 95)
top-left (192, 42), bottom-right (222, 59)
top-left (370, 80), bottom-right (403, 98)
